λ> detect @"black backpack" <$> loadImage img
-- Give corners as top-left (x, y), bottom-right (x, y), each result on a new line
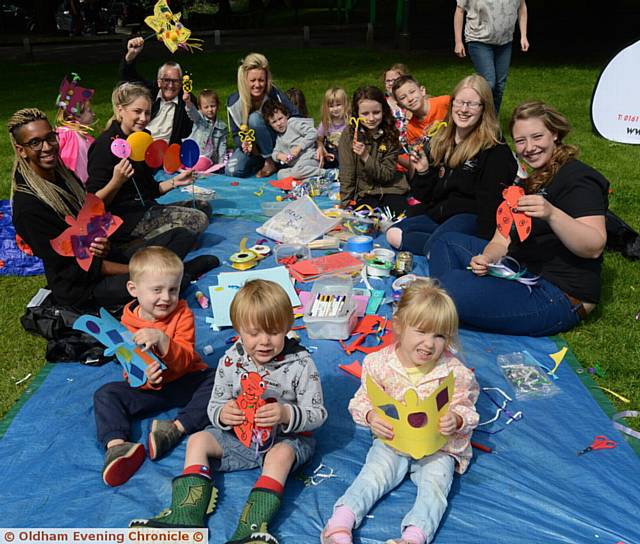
top-left (606, 211), bottom-right (640, 259)
top-left (20, 289), bottom-right (113, 365)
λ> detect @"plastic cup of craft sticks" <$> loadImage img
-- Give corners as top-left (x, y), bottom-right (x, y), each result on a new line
top-left (261, 200), bottom-right (289, 217)
top-left (303, 275), bottom-right (358, 340)
top-left (274, 243), bottom-right (310, 264)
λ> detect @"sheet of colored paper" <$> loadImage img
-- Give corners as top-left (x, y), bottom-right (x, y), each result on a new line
top-left (217, 266), bottom-right (300, 307)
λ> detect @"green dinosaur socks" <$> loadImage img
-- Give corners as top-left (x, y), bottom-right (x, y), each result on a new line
top-left (130, 474), bottom-right (217, 528)
top-left (228, 477), bottom-right (283, 543)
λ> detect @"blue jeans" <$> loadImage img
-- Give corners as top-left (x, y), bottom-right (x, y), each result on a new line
top-left (428, 232), bottom-right (581, 336)
top-left (226, 111), bottom-right (277, 177)
top-left (467, 41), bottom-right (512, 113)
top-left (334, 439), bottom-right (455, 542)
top-left (398, 213), bottom-right (478, 257)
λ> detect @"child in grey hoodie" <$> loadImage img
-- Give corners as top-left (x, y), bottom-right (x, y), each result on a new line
top-left (130, 279), bottom-right (327, 544)
top-left (263, 99), bottom-right (325, 180)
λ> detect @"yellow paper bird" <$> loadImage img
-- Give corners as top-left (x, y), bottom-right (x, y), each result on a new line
top-left (144, 0), bottom-right (203, 53)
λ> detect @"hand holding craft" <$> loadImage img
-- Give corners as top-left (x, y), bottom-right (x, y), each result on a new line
top-left (366, 409), bottom-right (394, 440)
top-left (255, 401), bottom-right (288, 427)
top-left (144, 360), bottom-right (164, 386)
top-left (516, 193), bottom-right (555, 221)
top-left (469, 253), bottom-right (492, 276)
top-left (113, 158), bottom-right (134, 186)
top-left (439, 412), bottom-right (462, 435)
top-left (220, 399), bottom-right (245, 426)
top-left (89, 236), bottom-right (110, 258)
top-left (171, 169), bottom-right (194, 187)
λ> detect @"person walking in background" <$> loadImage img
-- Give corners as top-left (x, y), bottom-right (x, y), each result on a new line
top-left (453, 0), bottom-right (529, 113)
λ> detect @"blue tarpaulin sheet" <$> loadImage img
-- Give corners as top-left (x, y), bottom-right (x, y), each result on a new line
top-left (0, 173), bottom-right (638, 543)
top-left (0, 199), bottom-right (44, 276)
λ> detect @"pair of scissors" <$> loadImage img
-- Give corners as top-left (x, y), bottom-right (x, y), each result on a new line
top-left (577, 435), bottom-right (617, 455)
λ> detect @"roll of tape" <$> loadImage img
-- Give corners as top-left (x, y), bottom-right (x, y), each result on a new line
top-left (372, 248), bottom-right (396, 263)
top-left (344, 235), bottom-right (374, 254)
top-left (250, 244), bottom-right (271, 256)
top-left (391, 273), bottom-right (418, 292)
top-left (230, 251), bottom-right (259, 270)
top-left (366, 257), bottom-right (393, 277)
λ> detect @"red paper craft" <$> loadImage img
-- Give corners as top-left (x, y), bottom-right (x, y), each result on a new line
top-left (496, 185), bottom-right (531, 242)
top-left (339, 360), bottom-right (362, 379)
top-left (288, 252), bottom-right (364, 283)
top-left (339, 315), bottom-right (394, 355)
top-left (234, 367), bottom-right (273, 449)
top-left (269, 176), bottom-right (300, 191)
top-left (50, 193), bottom-right (122, 271)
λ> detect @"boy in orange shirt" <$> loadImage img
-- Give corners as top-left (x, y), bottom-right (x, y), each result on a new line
top-left (94, 246), bottom-right (215, 487)
top-left (393, 75), bottom-right (450, 174)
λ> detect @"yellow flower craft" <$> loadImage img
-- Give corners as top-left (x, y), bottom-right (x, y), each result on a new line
top-left (144, 0), bottom-right (203, 53)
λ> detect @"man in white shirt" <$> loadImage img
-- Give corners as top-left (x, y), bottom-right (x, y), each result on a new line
top-left (119, 37), bottom-right (194, 144)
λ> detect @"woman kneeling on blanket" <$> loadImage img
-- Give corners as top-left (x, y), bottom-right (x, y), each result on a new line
top-left (428, 101), bottom-right (609, 337)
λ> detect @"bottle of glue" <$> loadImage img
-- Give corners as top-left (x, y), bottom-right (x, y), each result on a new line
top-left (195, 291), bottom-right (209, 309)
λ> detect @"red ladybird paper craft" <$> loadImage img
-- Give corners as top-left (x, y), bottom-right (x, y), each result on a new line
top-left (496, 185), bottom-right (532, 242)
top-left (50, 193), bottom-right (123, 271)
top-left (234, 366), bottom-right (273, 450)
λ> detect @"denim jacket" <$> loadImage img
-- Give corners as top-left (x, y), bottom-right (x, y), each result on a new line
top-left (185, 102), bottom-right (227, 163)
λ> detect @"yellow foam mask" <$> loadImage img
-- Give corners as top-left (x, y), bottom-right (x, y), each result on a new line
top-left (145, 0), bottom-right (203, 53)
top-left (366, 371), bottom-right (454, 459)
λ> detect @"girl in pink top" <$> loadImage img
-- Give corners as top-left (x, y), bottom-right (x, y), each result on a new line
top-left (322, 279), bottom-right (479, 544)
top-left (55, 74), bottom-right (96, 184)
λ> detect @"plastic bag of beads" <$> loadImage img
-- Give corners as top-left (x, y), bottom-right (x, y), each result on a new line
top-left (497, 351), bottom-right (560, 400)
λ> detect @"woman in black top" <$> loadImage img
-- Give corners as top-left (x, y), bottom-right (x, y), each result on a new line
top-left (386, 74), bottom-right (517, 256)
top-left (87, 82), bottom-right (210, 243)
top-left (9, 108), bottom-right (216, 310)
top-left (428, 101), bottom-right (608, 336)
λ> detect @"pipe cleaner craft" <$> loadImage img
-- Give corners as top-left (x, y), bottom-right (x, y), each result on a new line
top-left (349, 116), bottom-right (365, 144)
top-left (239, 124), bottom-right (256, 154)
top-left (496, 185), bottom-right (532, 242)
top-left (367, 371), bottom-right (454, 459)
top-left (182, 73), bottom-right (193, 94)
top-left (50, 194), bottom-right (122, 271)
top-left (144, 0), bottom-right (203, 53)
top-left (73, 308), bottom-right (166, 388)
top-left (234, 365), bottom-right (274, 452)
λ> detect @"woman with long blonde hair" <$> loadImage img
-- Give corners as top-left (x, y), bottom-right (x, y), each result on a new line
top-left (226, 52), bottom-right (298, 178)
top-left (387, 74), bottom-right (517, 255)
top-left (428, 101), bottom-right (609, 336)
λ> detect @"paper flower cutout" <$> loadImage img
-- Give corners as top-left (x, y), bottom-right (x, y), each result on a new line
top-left (50, 193), bottom-right (122, 271)
top-left (145, 0), bottom-right (203, 53)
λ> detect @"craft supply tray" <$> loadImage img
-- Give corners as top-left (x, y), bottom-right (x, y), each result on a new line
top-left (303, 276), bottom-right (358, 340)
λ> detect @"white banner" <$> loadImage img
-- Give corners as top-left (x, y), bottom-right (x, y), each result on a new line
top-left (0, 529), bottom-right (208, 544)
top-left (591, 40), bottom-right (640, 144)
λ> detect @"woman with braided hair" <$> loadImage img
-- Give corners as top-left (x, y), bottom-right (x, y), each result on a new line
top-left (9, 108), bottom-right (216, 310)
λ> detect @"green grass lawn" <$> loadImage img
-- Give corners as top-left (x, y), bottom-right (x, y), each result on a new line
top-left (1, 47), bottom-right (639, 429)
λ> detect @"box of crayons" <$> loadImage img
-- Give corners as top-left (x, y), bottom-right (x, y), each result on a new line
top-left (303, 275), bottom-right (358, 340)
